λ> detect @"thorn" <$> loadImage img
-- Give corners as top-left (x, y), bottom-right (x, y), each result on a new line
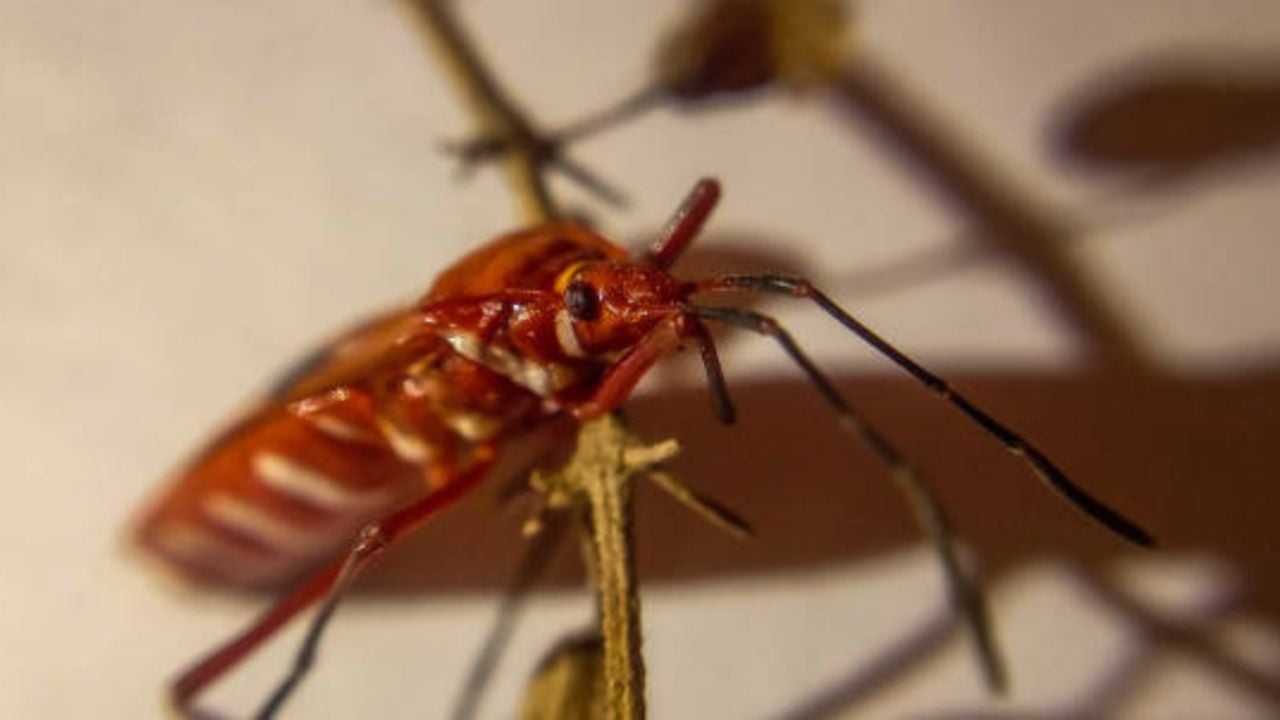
top-left (646, 470), bottom-right (753, 541)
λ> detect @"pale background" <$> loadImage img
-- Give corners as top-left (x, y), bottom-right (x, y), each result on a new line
top-left (3, 1), bottom-right (1280, 717)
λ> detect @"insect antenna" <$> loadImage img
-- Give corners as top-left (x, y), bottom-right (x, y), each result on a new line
top-left (694, 274), bottom-right (1154, 548)
top-left (646, 177), bottom-right (721, 269)
top-left (690, 304), bottom-right (1006, 691)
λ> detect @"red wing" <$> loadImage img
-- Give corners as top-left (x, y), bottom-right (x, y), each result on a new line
top-left (136, 307), bottom-right (439, 588)
top-left (135, 387), bottom-right (425, 589)
top-left (266, 306), bottom-right (432, 403)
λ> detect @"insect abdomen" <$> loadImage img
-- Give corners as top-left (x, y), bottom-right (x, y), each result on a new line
top-left (137, 388), bottom-right (425, 587)
top-left (137, 336), bottom-right (556, 588)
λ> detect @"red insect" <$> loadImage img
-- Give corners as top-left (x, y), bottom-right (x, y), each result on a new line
top-left (137, 179), bottom-right (1151, 715)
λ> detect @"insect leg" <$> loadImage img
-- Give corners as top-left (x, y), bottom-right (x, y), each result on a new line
top-left (569, 314), bottom-right (736, 425)
top-left (696, 273), bottom-right (1154, 548)
top-left (171, 448), bottom-right (495, 717)
top-left (692, 304), bottom-right (1006, 692)
top-left (452, 513), bottom-right (570, 720)
top-left (570, 318), bottom-right (685, 420)
top-left (690, 319), bottom-right (737, 424)
top-left (252, 525), bottom-right (386, 719)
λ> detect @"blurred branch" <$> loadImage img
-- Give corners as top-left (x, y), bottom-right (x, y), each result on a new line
top-left (830, 57), bottom-right (1153, 372)
top-left (521, 634), bottom-right (606, 720)
top-left (401, 0), bottom-right (555, 222)
top-left (1078, 566), bottom-right (1280, 712)
top-left (402, 0), bottom-right (635, 217)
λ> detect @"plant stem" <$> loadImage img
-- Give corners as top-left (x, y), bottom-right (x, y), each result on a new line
top-left (531, 416), bottom-right (668, 718)
top-left (404, 4), bottom-right (650, 716)
top-left (581, 434), bottom-right (646, 719)
top-left (401, 0), bottom-right (556, 222)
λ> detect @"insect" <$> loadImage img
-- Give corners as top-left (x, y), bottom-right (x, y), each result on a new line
top-left (137, 178), bottom-right (1152, 715)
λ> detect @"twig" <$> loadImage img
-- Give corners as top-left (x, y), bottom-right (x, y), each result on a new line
top-left (531, 415), bottom-right (673, 719)
top-left (401, 0), bottom-right (555, 222)
top-left (404, 3), bottom-right (653, 715)
top-left (831, 57), bottom-right (1152, 372)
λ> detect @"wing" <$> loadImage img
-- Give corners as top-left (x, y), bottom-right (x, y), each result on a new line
top-left (425, 222), bottom-right (626, 301)
top-left (266, 306), bottom-right (433, 403)
top-left (136, 307), bottom-right (440, 588)
top-left (135, 387), bottom-right (430, 588)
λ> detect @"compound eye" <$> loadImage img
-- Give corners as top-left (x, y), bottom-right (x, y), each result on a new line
top-left (564, 280), bottom-right (601, 321)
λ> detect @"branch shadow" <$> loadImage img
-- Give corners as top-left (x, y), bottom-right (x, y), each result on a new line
top-left (831, 58), bottom-right (1152, 370)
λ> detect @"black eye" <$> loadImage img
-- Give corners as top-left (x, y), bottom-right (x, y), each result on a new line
top-left (564, 281), bottom-right (600, 321)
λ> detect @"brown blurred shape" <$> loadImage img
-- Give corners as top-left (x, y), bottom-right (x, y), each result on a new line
top-left (1056, 62), bottom-right (1280, 178)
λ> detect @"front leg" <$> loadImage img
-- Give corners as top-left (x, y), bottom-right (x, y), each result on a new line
top-left (568, 317), bottom-right (685, 420)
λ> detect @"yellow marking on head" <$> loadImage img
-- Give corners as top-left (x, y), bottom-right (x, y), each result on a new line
top-left (553, 261), bottom-right (588, 293)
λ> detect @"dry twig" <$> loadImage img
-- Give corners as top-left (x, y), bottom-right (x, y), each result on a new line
top-left (401, 2), bottom-right (660, 715)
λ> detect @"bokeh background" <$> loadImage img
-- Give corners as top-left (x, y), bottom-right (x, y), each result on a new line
top-left (3, 0), bottom-right (1280, 717)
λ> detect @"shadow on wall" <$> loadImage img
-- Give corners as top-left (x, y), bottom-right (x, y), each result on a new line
top-left (1053, 58), bottom-right (1280, 183)
top-left (360, 368), bottom-right (1280, 610)
top-left (360, 365), bottom-right (1280, 716)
